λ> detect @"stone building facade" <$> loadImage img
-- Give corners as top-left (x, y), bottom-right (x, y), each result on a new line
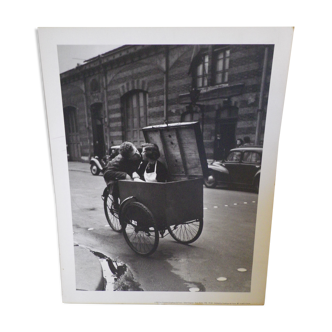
top-left (60, 44), bottom-right (274, 161)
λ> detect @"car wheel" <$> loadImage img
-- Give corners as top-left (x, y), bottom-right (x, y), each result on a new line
top-left (90, 164), bottom-right (100, 176)
top-left (204, 170), bottom-right (217, 188)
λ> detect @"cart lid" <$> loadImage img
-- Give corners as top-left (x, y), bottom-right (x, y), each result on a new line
top-left (142, 121), bottom-right (208, 181)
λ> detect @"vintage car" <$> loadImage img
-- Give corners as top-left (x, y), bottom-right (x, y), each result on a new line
top-left (204, 146), bottom-right (263, 191)
top-left (90, 145), bottom-right (120, 175)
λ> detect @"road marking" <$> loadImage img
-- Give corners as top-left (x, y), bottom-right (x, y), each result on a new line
top-left (204, 202), bottom-right (255, 209)
top-left (237, 268), bottom-right (247, 272)
top-left (189, 287), bottom-right (200, 292)
top-left (105, 225), bottom-right (110, 227)
top-left (217, 277), bottom-right (227, 281)
top-left (88, 228), bottom-right (94, 231)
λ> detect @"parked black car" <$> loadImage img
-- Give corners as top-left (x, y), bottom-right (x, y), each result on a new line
top-left (204, 146), bottom-right (262, 191)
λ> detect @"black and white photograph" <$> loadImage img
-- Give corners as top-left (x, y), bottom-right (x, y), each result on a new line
top-left (38, 27), bottom-right (293, 304)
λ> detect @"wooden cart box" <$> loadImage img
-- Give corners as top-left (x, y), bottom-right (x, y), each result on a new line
top-left (119, 122), bottom-right (208, 227)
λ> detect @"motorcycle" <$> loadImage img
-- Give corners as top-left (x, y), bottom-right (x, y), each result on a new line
top-left (90, 146), bottom-right (120, 176)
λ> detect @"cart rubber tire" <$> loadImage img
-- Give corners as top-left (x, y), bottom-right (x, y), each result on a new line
top-left (104, 191), bottom-right (122, 232)
top-left (167, 219), bottom-right (203, 244)
top-left (122, 202), bottom-right (159, 256)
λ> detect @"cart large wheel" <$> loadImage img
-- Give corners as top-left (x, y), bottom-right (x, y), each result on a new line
top-left (167, 219), bottom-right (203, 244)
top-left (121, 202), bottom-right (159, 256)
top-left (103, 191), bottom-right (122, 232)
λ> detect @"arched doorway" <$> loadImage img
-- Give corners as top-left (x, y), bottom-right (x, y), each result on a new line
top-left (63, 106), bottom-right (81, 161)
top-left (121, 90), bottom-right (148, 147)
top-left (90, 102), bottom-right (105, 158)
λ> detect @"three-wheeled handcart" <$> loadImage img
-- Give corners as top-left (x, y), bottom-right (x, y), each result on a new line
top-left (103, 121), bottom-right (208, 256)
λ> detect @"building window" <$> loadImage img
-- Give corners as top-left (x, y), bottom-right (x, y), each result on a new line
top-left (90, 78), bottom-right (100, 92)
top-left (122, 90), bottom-right (147, 147)
top-left (215, 49), bottom-right (230, 84)
top-left (196, 54), bottom-right (209, 88)
top-left (193, 48), bottom-right (230, 88)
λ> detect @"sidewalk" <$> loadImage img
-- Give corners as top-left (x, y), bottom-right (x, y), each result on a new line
top-left (69, 162), bottom-right (105, 291)
top-left (74, 245), bottom-right (104, 291)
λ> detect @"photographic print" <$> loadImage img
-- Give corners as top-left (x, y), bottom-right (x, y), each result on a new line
top-left (38, 28), bottom-right (293, 304)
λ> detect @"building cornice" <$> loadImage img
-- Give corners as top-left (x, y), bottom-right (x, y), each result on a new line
top-left (60, 45), bottom-right (170, 85)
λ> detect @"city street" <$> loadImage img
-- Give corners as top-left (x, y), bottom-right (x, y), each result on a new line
top-left (69, 162), bottom-right (258, 292)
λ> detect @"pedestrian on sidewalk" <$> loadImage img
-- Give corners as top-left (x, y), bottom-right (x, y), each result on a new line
top-left (243, 136), bottom-right (252, 146)
top-left (236, 138), bottom-right (244, 147)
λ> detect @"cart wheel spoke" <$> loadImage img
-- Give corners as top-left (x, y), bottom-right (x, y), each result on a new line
top-left (168, 219), bottom-right (203, 244)
top-left (104, 191), bottom-right (122, 232)
top-left (121, 202), bottom-right (159, 256)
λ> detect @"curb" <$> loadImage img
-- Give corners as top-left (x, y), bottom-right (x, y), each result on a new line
top-left (74, 245), bottom-right (104, 291)
top-left (74, 245), bottom-right (144, 291)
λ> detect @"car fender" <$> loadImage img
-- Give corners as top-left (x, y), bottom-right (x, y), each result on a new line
top-left (209, 164), bottom-right (229, 175)
top-left (253, 169), bottom-right (261, 184)
top-left (90, 158), bottom-right (103, 170)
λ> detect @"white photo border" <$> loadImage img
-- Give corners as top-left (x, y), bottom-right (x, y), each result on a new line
top-left (38, 27), bottom-right (293, 304)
